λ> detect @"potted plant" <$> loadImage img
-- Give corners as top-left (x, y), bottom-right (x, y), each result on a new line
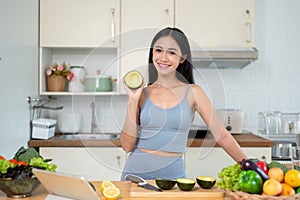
top-left (46, 62), bottom-right (74, 92)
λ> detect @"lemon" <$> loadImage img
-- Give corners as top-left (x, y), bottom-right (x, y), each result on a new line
top-left (100, 180), bottom-right (116, 193)
top-left (103, 187), bottom-right (120, 200)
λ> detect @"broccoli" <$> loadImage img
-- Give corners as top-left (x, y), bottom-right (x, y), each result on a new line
top-left (267, 161), bottom-right (288, 173)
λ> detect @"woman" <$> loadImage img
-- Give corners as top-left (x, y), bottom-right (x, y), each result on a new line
top-left (120, 27), bottom-right (247, 180)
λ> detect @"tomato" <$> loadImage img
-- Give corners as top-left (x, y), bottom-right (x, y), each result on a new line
top-left (9, 158), bottom-right (18, 165)
top-left (0, 155), bottom-right (5, 160)
top-left (257, 161), bottom-right (268, 175)
top-left (18, 161), bottom-right (28, 166)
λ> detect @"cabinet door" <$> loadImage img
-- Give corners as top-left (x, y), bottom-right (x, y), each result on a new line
top-left (40, 147), bottom-right (127, 181)
top-left (119, 0), bottom-right (174, 93)
top-left (185, 147), bottom-right (271, 178)
top-left (175, 0), bottom-right (254, 48)
top-left (40, 0), bottom-right (120, 47)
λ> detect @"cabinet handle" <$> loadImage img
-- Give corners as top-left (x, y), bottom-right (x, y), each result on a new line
top-left (116, 155), bottom-right (120, 168)
top-left (246, 10), bottom-right (252, 43)
top-left (111, 8), bottom-right (115, 43)
top-left (164, 9), bottom-right (169, 15)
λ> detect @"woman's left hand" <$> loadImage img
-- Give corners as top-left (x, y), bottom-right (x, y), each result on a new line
top-left (123, 79), bottom-right (145, 101)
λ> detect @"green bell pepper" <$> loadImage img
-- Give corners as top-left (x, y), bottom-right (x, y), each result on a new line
top-left (238, 170), bottom-right (263, 194)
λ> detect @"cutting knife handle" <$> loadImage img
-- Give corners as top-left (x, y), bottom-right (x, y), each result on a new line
top-left (125, 174), bottom-right (145, 183)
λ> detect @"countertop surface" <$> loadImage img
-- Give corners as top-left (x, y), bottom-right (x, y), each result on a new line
top-left (1, 180), bottom-right (299, 200)
top-left (0, 181), bottom-right (228, 200)
top-left (28, 133), bottom-right (274, 148)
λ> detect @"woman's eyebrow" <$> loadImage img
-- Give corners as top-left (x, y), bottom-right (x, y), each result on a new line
top-left (154, 45), bottom-right (179, 52)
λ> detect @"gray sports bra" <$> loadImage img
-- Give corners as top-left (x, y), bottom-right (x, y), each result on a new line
top-left (136, 85), bottom-right (194, 153)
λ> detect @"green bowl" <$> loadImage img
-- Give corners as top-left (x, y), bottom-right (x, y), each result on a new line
top-left (176, 178), bottom-right (195, 191)
top-left (196, 176), bottom-right (216, 189)
top-left (155, 178), bottom-right (176, 190)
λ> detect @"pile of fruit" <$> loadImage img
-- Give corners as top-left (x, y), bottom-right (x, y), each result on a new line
top-left (100, 180), bottom-right (120, 200)
top-left (217, 159), bottom-right (300, 198)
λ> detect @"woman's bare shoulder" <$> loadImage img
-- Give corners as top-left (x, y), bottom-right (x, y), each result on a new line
top-left (190, 84), bottom-right (205, 95)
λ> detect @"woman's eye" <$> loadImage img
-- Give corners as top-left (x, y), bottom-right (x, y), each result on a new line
top-left (168, 51), bottom-right (176, 55)
top-left (154, 48), bottom-right (162, 52)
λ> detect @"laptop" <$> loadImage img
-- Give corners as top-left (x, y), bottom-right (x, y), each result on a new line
top-left (32, 168), bottom-right (101, 200)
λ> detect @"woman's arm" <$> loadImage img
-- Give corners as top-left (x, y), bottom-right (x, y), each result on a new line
top-left (120, 84), bottom-right (145, 153)
top-left (190, 85), bottom-right (247, 163)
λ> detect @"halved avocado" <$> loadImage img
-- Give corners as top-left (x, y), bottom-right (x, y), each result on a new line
top-left (124, 70), bottom-right (143, 89)
top-left (176, 178), bottom-right (195, 191)
top-left (196, 176), bottom-right (216, 189)
top-left (155, 178), bottom-right (176, 190)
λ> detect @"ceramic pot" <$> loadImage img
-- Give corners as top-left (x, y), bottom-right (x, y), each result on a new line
top-left (85, 75), bottom-right (116, 92)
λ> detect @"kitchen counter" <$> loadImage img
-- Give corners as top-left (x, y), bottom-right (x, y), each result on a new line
top-left (28, 133), bottom-right (274, 148)
top-left (0, 181), bottom-right (229, 200)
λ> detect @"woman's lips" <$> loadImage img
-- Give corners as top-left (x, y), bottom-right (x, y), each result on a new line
top-left (158, 63), bottom-right (170, 69)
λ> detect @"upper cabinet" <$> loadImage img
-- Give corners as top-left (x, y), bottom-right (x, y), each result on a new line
top-left (119, 0), bottom-right (174, 93)
top-left (38, 0), bottom-right (255, 95)
top-left (39, 0), bottom-right (120, 95)
top-left (40, 0), bottom-right (120, 47)
top-left (175, 0), bottom-right (255, 48)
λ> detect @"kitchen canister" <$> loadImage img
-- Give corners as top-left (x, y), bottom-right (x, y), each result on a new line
top-left (68, 66), bottom-right (87, 92)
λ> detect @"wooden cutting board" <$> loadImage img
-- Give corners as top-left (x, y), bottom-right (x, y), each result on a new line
top-left (129, 180), bottom-right (224, 198)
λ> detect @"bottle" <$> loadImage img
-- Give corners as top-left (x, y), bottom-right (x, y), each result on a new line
top-left (68, 66), bottom-right (87, 92)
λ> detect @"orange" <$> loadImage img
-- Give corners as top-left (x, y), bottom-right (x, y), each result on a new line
top-left (284, 169), bottom-right (300, 188)
top-left (280, 183), bottom-right (295, 196)
top-left (100, 180), bottom-right (116, 193)
top-left (268, 167), bottom-right (284, 183)
top-left (263, 179), bottom-right (282, 196)
top-left (103, 186), bottom-right (120, 200)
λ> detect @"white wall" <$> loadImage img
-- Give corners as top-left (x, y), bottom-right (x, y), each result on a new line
top-left (0, 0), bottom-right (39, 158)
top-left (0, 0), bottom-right (299, 158)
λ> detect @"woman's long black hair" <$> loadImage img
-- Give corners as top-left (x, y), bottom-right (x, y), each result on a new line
top-left (148, 27), bottom-right (195, 85)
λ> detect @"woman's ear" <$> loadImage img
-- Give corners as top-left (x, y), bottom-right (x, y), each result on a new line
top-left (180, 54), bottom-right (188, 64)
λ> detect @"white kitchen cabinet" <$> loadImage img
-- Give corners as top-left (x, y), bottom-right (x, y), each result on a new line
top-left (119, 0), bottom-right (174, 94)
top-left (175, 0), bottom-right (255, 48)
top-left (185, 147), bottom-right (271, 179)
top-left (39, 0), bottom-right (121, 95)
top-left (40, 0), bottom-right (120, 47)
top-left (40, 147), bottom-right (127, 181)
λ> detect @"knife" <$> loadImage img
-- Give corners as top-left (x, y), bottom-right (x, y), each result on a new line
top-left (125, 174), bottom-right (162, 192)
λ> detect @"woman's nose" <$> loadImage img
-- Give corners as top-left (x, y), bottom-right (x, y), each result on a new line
top-left (160, 51), bottom-right (168, 61)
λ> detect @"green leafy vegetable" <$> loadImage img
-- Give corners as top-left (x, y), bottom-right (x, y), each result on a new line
top-left (0, 160), bottom-right (13, 174)
top-left (30, 157), bottom-right (57, 172)
top-left (216, 163), bottom-right (242, 191)
top-left (14, 146), bottom-right (41, 163)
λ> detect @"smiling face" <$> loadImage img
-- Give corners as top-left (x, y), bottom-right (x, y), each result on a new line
top-left (152, 36), bottom-right (187, 77)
